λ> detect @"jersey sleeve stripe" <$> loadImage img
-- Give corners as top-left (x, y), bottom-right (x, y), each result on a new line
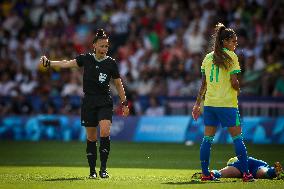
top-left (230, 70), bottom-right (241, 74)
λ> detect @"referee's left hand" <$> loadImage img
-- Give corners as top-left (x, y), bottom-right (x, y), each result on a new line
top-left (122, 105), bottom-right (129, 116)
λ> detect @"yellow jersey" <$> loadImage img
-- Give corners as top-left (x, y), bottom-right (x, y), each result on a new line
top-left (201, 49), bottom-right (241, 108)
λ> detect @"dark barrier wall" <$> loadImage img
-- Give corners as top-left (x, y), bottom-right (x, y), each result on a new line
top-left (0, 115), bottom-right (284, 144)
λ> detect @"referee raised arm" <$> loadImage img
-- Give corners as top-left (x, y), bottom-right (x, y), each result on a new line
top-left (40, 29), bottom-right (129, 179)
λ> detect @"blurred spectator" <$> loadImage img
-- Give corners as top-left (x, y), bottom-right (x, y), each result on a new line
top-left (145, 96), bottom-right (165, 116)
top-left (19, 72), bottom-right (38, 95)
top-left (130, 92), bottom-right (143, 115)
top-left (184, 23), bottom-right (205, 54)
top-left (59, 96), bottom-right (80, 115)
top-left (262, 54), bottom-right (282, 96)
top-left (150, 75), bottom-right (168, 96)
top-left (0, 99), bottom-right (10, 116)
top-left (241, 54), bottom-right (262, 95)
top-left (0, 73), bottom-right (17, 96)
top-left (9, 95), bottom-right (33, 115)
top-left (0, 0), bottom-right (283, 115)
top-left (38, 95), bottom-right (57, 114)
top-left (167, 70), bottom-right (183, 96)
top-left (179, 74), bottom-right (201, 96)
top-left (273, 67), bottom-right (284, 97)
top-left (24, 47), bottom-right (40, 73)
top-left (136, 72), bottom-right (154, 96)
top-left (61, 76), bottom-right (82, 96)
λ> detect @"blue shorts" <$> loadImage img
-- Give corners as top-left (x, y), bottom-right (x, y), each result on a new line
top-left (203, 106), bottom-right (240, 127)
top-left (228, 157), bottom-right (269, 177)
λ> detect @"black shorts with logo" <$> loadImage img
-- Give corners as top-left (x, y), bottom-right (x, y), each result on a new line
top-left (81, 95), bottom-right (113, 127)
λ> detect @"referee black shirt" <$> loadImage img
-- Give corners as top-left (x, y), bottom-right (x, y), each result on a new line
top-left (76, 53), bottom-right (120, 105)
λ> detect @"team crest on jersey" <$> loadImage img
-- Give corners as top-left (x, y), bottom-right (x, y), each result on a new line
top-left (99, 73), bottom-right (107, 83)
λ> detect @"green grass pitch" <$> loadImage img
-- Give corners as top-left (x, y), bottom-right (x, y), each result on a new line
top-left (0, 141), bottom-right (283, 189)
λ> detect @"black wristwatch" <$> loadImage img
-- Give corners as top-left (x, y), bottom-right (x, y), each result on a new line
top-left (121, 100), bottom-right (128, 106)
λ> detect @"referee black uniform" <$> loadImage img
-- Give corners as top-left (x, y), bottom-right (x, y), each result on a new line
top-left (40, 28), bottom-right (128, 179)
top-left (76, 53), bottom-right (120, 127)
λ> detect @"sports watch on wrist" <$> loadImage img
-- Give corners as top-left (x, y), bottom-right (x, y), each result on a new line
top-left (121, 100), bottom-right (128, 106)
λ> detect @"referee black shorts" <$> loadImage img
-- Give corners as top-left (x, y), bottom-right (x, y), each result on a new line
top-left (81, 95), bottom-right (113, 127)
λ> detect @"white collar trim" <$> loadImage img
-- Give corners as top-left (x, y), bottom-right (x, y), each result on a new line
top-left (93, 54), bottom-right (108, 62)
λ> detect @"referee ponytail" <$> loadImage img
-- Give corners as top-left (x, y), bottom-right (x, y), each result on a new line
top-left (213, 23), bottom-right (235, 70)
top-left (93, 29), bottom-right (108, 44)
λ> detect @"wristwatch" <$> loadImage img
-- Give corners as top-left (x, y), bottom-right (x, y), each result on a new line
top-left (121, 100), bottom-right (128, 106)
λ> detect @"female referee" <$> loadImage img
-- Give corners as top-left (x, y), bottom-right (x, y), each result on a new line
top-left (40, 29), bottom-right (129, 179)
top-left (192, 23), bottom-right (254, 182)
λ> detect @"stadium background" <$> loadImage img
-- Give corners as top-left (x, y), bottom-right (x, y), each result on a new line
top-left (0, 0), bottom-right (284, 143)
top-left (0, 0), bottom-right (284, 189)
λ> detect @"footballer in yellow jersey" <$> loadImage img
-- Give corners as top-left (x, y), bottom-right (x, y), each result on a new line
top-left (200, 49), bottom-right (241, 127)
top-left (201, 48), bottom-right (240, 108)
top-left (192, 23), bottom-right (254, 182)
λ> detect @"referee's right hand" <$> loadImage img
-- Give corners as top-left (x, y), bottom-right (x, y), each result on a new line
top-left (40, 56), bottom-right (50, 67)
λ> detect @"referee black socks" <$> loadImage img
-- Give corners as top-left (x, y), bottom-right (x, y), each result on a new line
top-left (86, 140), bottom-right (97, 174)
top-left (100, 136), bottom-right (110, 171)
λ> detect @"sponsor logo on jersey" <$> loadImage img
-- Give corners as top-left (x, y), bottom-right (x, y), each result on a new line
top-left (99, 73), bottom-right (107, 83)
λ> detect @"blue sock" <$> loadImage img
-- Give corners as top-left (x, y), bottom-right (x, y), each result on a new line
top-left (211, 170), bottom-right (222, 178)
top-left (266, 167), bottom-right (276, 179)
top-left (200, 136), bottom-right (214, 176)
top-left (232, 135), bottom-right (248, 174)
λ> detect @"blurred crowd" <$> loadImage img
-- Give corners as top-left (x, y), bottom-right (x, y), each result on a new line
top-left (0, 0), bottom-right (284, 116)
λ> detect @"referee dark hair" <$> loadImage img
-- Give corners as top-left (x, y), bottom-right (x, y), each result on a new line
top-left (40, 29), bottom-right (129, 179)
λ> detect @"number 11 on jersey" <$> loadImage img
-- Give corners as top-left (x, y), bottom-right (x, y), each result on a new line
top-left (210, 64), bottom-right (219, 82)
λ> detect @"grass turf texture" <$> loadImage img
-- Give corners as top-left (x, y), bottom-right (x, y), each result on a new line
top-left (0, 141), bottom-right (283, 189)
